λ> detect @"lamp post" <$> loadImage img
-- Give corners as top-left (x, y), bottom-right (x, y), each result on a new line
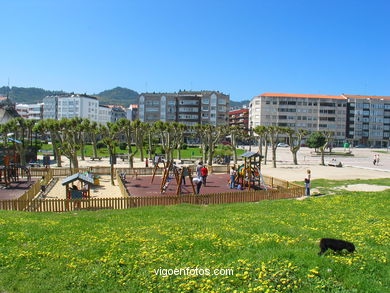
top-left (249, 120), bottom-right (253, 152)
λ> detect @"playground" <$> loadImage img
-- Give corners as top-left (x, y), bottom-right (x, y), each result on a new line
top-left (124, 152), bottom-right (269, 196)
top-left (0, 146), bottom-right (38, 200)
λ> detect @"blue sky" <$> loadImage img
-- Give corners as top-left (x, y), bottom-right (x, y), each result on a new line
top-left (1, 0), bottom-right (389, 101)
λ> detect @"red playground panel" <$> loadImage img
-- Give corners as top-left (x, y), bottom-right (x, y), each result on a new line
top-left (124, 174), bottom-right (241, 196)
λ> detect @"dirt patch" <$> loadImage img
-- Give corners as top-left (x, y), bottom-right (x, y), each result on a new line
top-left (336, 184), bottom-right (390, 192)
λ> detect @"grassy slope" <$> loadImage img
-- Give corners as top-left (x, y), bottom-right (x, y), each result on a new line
top-left (0, 182), bottom-right (389, 292)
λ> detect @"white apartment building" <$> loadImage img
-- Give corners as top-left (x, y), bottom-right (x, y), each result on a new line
top-left (249, 93), bottom-right (348, 145)
top-left (98, 105), bottom-right (111, 125)
top-left (43, 94), bottom-right (100, 122)
top-left (16, 103), bottom-right (44, 120)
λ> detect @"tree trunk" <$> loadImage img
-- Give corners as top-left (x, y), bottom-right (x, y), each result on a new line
top-left (272, 146), bottom-right (277, 168)
top-left (208, 144), bottom-right (213, 166)
top-left (92, 141), bottom-right (98, 158)
top-left (264, 140), bottom-right (268, 165)
top-left (140, 144), bottom-right (144, 162)
top-left (258, 137), bottom-right (263, 156)
top-left (202, 144), bottom-right (207, 163)
top-left (110, 162), bottom-right (115, 185)
top-left (177, 148), bottom-right (181, 160)
top-left (80, 140), bottom-right (85, 161)
top-left (73, 153), bottom-right (79, 170)
top-left (320, 147), bottom-right (325, 165)
top-left (233, 147), bottom-right (237, 164)
top-left (292, 150), bottom-right (298, 165)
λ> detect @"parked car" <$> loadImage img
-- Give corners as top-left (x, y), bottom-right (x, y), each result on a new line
top-left (354, 144), bottom-right (368, 148)
top-left (277, 143), bottom-right (289, 147)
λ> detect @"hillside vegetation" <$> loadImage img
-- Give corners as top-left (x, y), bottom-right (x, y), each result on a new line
top-left (0, 180), bottom-right (388, 292)
top-left (0, 86), bottom-right (247, 107)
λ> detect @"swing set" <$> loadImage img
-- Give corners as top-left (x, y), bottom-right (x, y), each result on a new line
top-left (152, 160), bottom-right (196, 195)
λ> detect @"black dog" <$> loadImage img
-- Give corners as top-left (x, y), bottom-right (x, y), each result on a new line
top-left (318, 238), bottom-right (355, 255)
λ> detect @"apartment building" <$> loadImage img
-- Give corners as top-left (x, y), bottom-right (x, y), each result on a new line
top-left (107, 105), bottom-right (127, 123)
top-left (138, 91), bottom-right (229, 126)
top-left (16, 103), bottom-right (44, 120)
top-left (126, 104), bottom-right (138, 121)
top-left (42, 95), bottom-right (59, 119)
top-left (343, 94), bottom-right (390, 147)
top-left (229, 108), bottom-right (249, 131)
top-left (249, 93), bottom-right (348, 145)
top-left (43, 94), bottom-right (99, 122)
top-left (98, 105), bottom-right (111, 125)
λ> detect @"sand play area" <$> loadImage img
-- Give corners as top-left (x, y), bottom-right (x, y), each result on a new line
top-left (45, 175), bottom-right (123, 199)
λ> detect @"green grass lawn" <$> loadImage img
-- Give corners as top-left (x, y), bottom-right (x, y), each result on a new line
top-left (0, 182), bottom-right (389, 292)
top-left (39, 144), bottom-right (245, 160)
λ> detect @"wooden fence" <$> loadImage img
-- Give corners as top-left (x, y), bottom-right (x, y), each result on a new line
top-left (0, 185), bottom-right (305, 212)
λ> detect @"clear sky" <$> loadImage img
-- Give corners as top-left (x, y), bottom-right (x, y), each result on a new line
top-left (1, 0), bottom-right (389, 101)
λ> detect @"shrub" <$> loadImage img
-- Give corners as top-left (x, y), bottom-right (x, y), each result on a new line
top-left (96, 141), bottom-right (105, 149)
top-left (119, 142), bottom-right (127, 150)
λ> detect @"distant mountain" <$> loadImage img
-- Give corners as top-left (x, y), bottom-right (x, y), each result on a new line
top-left (230, 99), bottom-right (250, 108)
top-left (0, 85), bottom-right (246, 108)
top-left (0, 86), bottom-right (68, 104)
top-left (96, 87), bottom-right (138, 106)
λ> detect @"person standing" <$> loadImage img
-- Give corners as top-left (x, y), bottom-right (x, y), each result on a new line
top-left (40, 176), bottom-right (46, 198)
top-left (305, 178), bottom-right (311, 196)
top-left (373, 154), bottom-right (377, 166)
top-left (230, 167), bottom-right (236, 189)
top-left (196, 161), bottom-right (203, 178)
top-left (182, 167), bottom-right (188, 185)
top-left (200, 166), bottom-right (208, 187)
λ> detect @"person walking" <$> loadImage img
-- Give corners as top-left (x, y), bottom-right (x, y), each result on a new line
top-left (373, 154), bottom-right (377, 166)
top-left (193, 176), bottom-right (203, 194)
top-left (200, 165), bottom-right (208, 187)
top-left (376, 154), bottom-right (380, 165)
top-left (230, 167), bottom-right (236, 189)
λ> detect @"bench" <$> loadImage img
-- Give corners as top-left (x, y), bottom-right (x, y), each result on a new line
top-left (181, 159), bottom-right (196, 164)
top-left (90, 157), bottom-right (102, 161)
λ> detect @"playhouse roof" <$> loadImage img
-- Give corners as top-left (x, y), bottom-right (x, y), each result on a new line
top-left (240, 151), bottom-right (263, 158)
top-left (62, 173), bottom-right (94, 186)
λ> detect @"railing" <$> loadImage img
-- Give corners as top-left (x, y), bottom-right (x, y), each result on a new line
top-left (0, 185), bottom-right (305, 212)
top-left (116, 171), bottom-right (130, 197)
top-left (16, 169), bottom-right (54, 211)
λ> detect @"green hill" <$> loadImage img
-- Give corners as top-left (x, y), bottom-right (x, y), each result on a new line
top-left (96, 87), bottom-right (139, 106)
top-left (0, 179), bottom-right (388, 292)
top-left (0, 86), bottom-right (68, 104)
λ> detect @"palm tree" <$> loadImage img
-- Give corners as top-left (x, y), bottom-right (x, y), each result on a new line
top-left (286, 128), bottom-right (308, 165)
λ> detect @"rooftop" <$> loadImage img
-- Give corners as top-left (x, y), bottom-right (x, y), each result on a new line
top-left (259, 93), bottom-right (344, 100)
top-left (342, 94), bottom-right (390, 100)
